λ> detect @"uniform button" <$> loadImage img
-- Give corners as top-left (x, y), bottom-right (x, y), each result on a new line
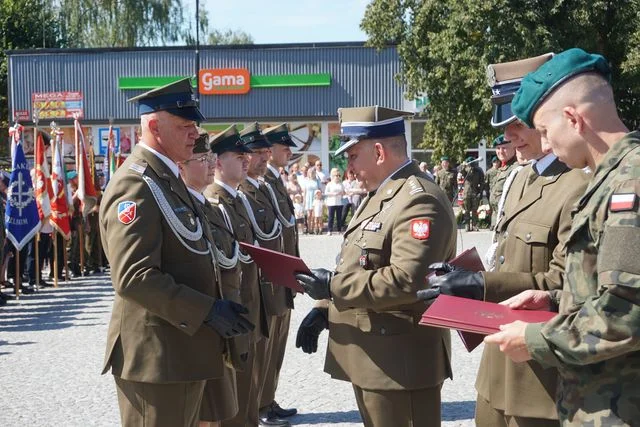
top-left (380, 327), bottom-right (386, 335)
top-left (526, 233), bottom-right (531, 241)
top-left (499, 255), bottom-right (505, 264)
top-left (340, 258), bottom-right (344, 264)
top-left (503, 231), bottom-right (508, 238)
top-left (179, 322), bottom-right (188, 329)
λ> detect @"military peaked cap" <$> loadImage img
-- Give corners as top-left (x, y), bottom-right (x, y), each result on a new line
top-left (127, 77), bottom-right (205, 122)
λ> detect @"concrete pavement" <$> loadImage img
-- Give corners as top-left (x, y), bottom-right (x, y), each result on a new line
top-left (0, 230), bottom-right (493, 426)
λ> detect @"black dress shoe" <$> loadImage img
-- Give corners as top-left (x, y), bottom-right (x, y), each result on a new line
top-left (18, 285), bottom-right (35, 294)
top-left (258, 413), bottom-right (290, 427)
top-left (269, 401), bottom-right (297, 418)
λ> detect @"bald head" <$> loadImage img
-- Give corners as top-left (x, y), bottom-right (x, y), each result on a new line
top-left (533, 72), bottom-right (628, 169)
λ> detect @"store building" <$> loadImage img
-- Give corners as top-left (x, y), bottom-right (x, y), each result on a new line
top-left (7, 42), bottom-right (486, 172)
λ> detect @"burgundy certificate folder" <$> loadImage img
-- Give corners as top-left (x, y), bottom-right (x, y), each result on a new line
top-left (420, 295), bottom-right (557, 347)
top-left (239, 242), bottom-right (309, 293)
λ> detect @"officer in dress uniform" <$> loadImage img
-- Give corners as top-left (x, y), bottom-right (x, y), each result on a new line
top-left (260, 123), bottom-right (299, 421)
top-left (296, 106), bottom-right (456, 427)
top-left (204, 125), bottom-right (275, 426)
top-left (100, 78), bottom-right (253, 427)
top-left (420, 53), bottom-right (589, 427)
top-left (487, 48), bottom-right (640, 427)
top-left (178, 128), bottom-right (253, 426)
top-left (237, 123), bottom-right (293, 427)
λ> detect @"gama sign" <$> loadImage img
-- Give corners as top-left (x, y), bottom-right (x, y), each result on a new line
top-left (199, 68), bottom-right (251, 95)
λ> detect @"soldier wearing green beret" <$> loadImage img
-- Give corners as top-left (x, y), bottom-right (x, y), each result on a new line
top-left (100, 78), bottom-right (253, 426)
top-left (487, 135), bottom-right (517, 228)
top-left (435, 156), bottom-right (457, 203)
top-left (420, 53), bottom-right (589, 427)
top-left (486, 48), bottom-right (640, 426)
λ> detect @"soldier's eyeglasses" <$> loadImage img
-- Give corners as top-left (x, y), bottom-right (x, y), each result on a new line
top-left (184, 154), bottom-right (215, 165)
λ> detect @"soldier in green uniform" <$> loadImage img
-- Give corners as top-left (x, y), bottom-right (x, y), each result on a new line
top-left (486, 48), bottom-right (640, 426)
top-left (460, 156), bottom-right (484, 231)
top-left (296, 106), bottom-right (456, 427)
top-left (204, 125), bottom-right (275, 426)
top-left (420, 53), bottom-right (590, 427)
top-left (237, 123), bottom-right (293, 427)
top-left (179, 129), bottom-right (249, 426)
top-left (435, 156), bottom-right (456, 203)
top-left (260, 123), bottom-right (299, 422)
top-left (485, 154), bottom-right (501, 198)
top-left (488, 135), bottom-right (517, 228)
top-left (100, 79), bottom-right (253, 427)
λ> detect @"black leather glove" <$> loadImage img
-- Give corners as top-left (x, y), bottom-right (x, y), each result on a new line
top-left (417, 262), bottom-right (485, 301)
top-left (295, 307), bottom-right (329, 354)
top-left (295, 268), bottom-right (333, 300)
top-left (204, 300), bottom-right (255, 338)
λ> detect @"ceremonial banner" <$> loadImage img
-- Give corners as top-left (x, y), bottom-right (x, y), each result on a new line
top-left (6, 140), bottom-right (41, 250)
top-left (74, 117), bottom-right (97, 217)
top-left (50, 131), bottom-right (71, 239)
top-left (34, 132), bottom-right (53, 220)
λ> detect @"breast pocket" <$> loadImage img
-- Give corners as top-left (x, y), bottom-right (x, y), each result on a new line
top-left (513, 221), bottom-right (551, 273)
top-left (354, 232), bottom-right (387, 270)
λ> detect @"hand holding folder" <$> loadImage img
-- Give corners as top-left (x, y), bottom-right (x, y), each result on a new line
top-left (238, 242), bottom-right (309, 293)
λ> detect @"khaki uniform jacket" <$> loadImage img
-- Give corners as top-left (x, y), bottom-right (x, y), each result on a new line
top-left (205, 183), bottom-right (269, 341)
top-left (264, 166), bottom-right (299, 257)
top-left (238, 179), bottom-right (293, 315)
top-left (100, 145), bottom-right (223, 383)
top-left (325, 161), bottom-right (456, 390)
top-left (476, 158), bottom-right (588, 419)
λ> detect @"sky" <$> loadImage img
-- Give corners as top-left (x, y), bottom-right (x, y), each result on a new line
top-left (200, 0), bottom-right (369, 44)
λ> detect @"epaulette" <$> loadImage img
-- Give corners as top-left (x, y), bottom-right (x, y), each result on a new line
top-left (128, 161), bottom-right (147, 175)
top-left (406, 175), bottom-right (425, 196)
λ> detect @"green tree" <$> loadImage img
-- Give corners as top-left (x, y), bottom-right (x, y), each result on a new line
top-left (361, 0), bottom-right (640, 162)
top-left (1, 0), bottom-right (62, 156)
top-left (57, 0), bottom-right (186, 47)
top-left (206, 29), bottom-right (254, 45)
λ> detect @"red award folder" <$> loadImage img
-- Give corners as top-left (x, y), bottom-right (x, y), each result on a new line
top-left (239, 242), bottom-right (310, 293)
top-left (422, 247), bottom-right (487, 351)
top-left (420, 295), bottom-right (557, 348)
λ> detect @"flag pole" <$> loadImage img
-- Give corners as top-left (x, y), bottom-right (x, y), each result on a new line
top-left (14, 247), bottom-right (20, 299)
top-left (53, 231), bottom-right (58, 287)
top-left (33, 111), bottom-right (40, 290)
top-left (74, 117), bottom-right (85, 276)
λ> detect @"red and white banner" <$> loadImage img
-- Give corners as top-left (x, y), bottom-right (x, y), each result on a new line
top-left (74, 116), bottom-right (97, 217)
top-left (50, 131), bottom-right (71, 239)
top-left (34, 132), bottom-right (53, 221)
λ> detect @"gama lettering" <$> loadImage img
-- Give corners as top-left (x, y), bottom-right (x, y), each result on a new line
top-left (199, 68), bottom-right (251, 95)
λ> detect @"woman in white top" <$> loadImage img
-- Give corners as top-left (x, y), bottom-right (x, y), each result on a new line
top-left (324, 168), bottom-right (345, 235)
top-left (302, 167), bottom-right (320, 234)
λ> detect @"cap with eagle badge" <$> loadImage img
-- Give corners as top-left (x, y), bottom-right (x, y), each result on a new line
top-left (335, 105), bottom-right (413, 156)
top-left (210, 124), bottom-right (252, 155)
top-left (240, 122), bottom-right (272, 151)
top-left (127, 77), bottom-right (205, 122)
top-left (263, 123), bottom-right (297, 148)
top-left (487, 53), bottom-right (554, 128)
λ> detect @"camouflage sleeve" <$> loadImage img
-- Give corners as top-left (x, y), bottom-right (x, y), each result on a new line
top-left (526, 178), bottom-right (640, 367)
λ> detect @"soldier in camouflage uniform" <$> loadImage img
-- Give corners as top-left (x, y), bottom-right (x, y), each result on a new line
top-left (435, 156), bottom-right (456, 204)
top-left (488, 135), bottom-right (517, 228)
top-left (460, 157), bottom-right (484, 231)
top-left (486, 48), bottom-right (640, 426)
top-left (484, 155), bottom-right (500, 198)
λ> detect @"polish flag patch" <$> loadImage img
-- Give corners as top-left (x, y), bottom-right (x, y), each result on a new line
top-left (609, 193), bottom-right (637, 212)
top-left (410, 219), bottom-right (430, 240)
top-left (118, 201), bottom-right (137, 225)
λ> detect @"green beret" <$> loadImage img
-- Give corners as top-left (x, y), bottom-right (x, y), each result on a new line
top-left (512, 48), bottom-right (611, 128)
top-left (464, 156), bottom-right (475, 164)
top-left (492, 134), bottom-right (506, 147)
top-left (440, 156), bottom-right (450, 161)
top-left (491, 155), bottom-right (499, 163)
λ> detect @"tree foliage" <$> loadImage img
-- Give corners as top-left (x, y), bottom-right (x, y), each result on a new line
top-left (206, 29), bottom-right (254, 45)
top-left (361, 0), bottom-right (640, 161)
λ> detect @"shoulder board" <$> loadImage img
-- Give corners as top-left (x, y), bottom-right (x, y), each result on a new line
top-left (406, 175), bottom-right (426, 196)
top-left (128, 162), bottom-right (147, 175)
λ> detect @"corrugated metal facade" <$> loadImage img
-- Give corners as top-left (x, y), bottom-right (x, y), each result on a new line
top-left (8, 43), bottom-right (402, 123)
